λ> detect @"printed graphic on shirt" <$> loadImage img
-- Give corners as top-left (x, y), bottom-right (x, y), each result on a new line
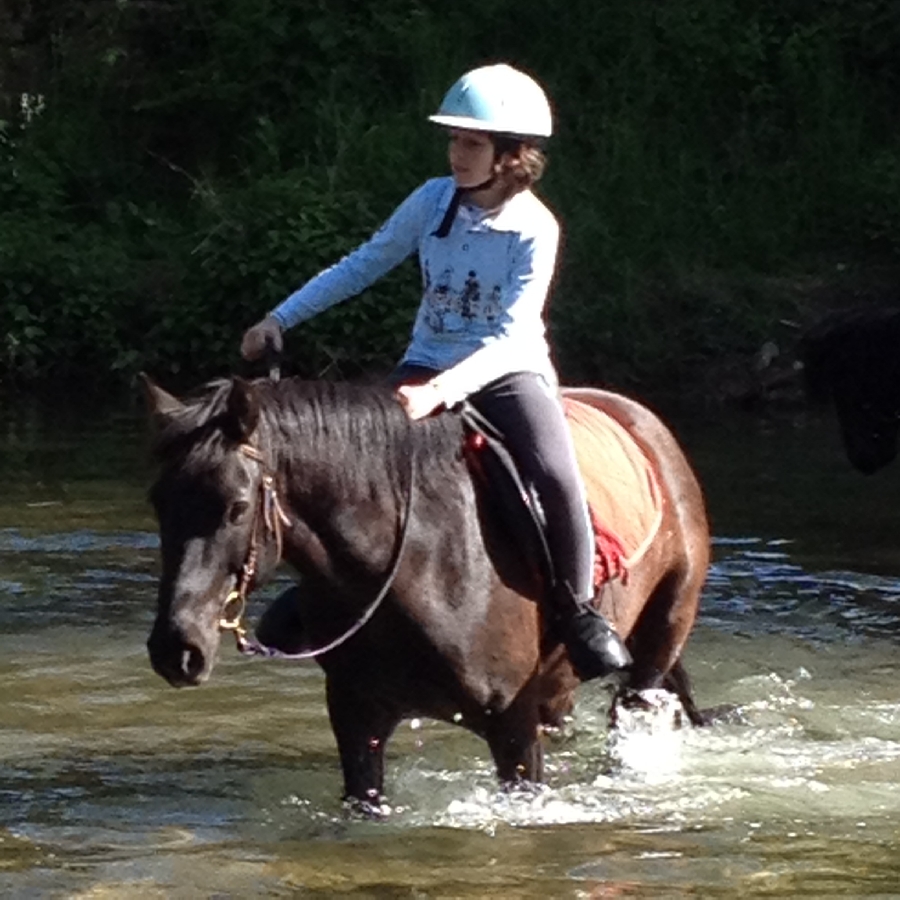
top-left (459, 271), bottom-right (480, 321)
top-left (421, 262), bottom-right (501, 335)
top-left (484, 284), bottom-right (503, 324)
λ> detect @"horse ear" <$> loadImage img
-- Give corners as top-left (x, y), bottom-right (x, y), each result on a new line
top-left (139, 372), bottom-right (184, 426)
top-left (224, 376), bottom-right (260, 442)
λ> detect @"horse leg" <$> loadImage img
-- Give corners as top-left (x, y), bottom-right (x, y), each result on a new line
top-left (613, 570), bottom-right (705, 724)
top-left (325, 677), bottom-right (400, 814)
top-left (660, 659), bottom-right (706, 726)
top-left (662, 659), bottom-right (745, 726)
top-left (483, 702), bottom-right (544, 785)
top-left (608, 658), bottom-right (705, 731)
top-left (619, 573), bottom-right (695, 685)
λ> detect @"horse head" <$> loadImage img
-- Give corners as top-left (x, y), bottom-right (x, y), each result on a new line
top-left (832, 387), bottom-right (900, 475)
top-left (799, 307), bottom-right (900, 475)
top-left (142, 374), bottom-right (281, 686)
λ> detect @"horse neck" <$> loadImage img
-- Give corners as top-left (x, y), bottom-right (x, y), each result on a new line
top-left (263, 396), bottom-right (429, 585)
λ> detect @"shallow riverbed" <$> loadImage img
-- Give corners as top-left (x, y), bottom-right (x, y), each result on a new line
top-left (1, 391), bottom-right (899, 898)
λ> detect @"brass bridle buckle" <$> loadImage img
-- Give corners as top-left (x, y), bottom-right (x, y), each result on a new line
top-left (219, 588), bottom-right (248, 637)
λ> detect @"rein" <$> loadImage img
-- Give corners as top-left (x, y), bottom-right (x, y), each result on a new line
top-left (219, 438), bottom-right (417, 660)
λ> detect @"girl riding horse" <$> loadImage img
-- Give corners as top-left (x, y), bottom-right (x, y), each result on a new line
top-left (241, 64), bottom-right (630, 681)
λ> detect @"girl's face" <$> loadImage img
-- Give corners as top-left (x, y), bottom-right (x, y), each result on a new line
top-left (447, 128), bottom-right (497, 188)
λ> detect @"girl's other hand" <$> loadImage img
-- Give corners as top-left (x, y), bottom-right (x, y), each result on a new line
top-left (396, 381), bottom-right (445, 420)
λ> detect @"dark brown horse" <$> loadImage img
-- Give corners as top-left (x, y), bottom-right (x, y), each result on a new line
top-left (143, 375), bottom-right (710, 811)
top-left (799, 306), bottom-right (900, 474)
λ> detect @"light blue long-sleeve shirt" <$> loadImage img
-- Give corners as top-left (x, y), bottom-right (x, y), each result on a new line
top-left (270, 176), bottom-right (561, 404)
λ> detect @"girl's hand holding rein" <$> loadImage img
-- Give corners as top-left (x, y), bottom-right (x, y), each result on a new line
top-left (241, 316), bottom-right (283, 362)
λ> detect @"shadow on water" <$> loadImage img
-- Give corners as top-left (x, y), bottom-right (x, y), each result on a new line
top-left (2, 395), bottom-right (900, 897)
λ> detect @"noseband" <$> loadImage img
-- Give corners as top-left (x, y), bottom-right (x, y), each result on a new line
top-left (219, 440), bottom-right (416, 659)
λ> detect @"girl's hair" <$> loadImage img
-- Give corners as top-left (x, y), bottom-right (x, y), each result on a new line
top-left (491, 134), bottom-right (548, 198)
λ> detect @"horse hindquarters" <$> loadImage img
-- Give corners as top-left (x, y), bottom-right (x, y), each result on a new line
top-left (560, 388), bottom-right (710, 719)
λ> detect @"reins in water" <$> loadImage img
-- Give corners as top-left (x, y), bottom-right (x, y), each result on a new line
top-left (218, 437), bottom-right (417, 660)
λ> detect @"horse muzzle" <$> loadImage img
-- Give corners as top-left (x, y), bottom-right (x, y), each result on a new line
top-left (147, 614), bottom-right (221, 687)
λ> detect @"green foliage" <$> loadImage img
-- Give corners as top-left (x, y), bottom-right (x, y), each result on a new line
top-left (2, 0), bottom-right (900, 392)
top-left (145, 173), bottom-right (419, 382)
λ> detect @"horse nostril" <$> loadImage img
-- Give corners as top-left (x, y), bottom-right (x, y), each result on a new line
top-left (181, 645), bottom-right (206, 681)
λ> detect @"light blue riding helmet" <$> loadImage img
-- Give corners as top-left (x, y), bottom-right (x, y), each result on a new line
top-left (428, 64), bottom-right (553, 139)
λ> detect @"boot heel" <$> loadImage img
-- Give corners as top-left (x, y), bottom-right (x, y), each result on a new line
top-left (562, 606), bottom-right (632, 682)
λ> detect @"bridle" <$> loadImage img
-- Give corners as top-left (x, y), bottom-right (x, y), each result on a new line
top-left (218, 439), bottom-right (417, 659)
top-left (217, 443), bottom-right (290, 642)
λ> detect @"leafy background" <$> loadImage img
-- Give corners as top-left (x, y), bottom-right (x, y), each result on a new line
top-left (2, 0), bottom-right (899, 395)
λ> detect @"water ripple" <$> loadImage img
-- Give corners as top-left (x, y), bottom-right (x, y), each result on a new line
top-left (704, 539), bottom-right (900, 640)
top-left (0, 529), bottom-right (158, 554)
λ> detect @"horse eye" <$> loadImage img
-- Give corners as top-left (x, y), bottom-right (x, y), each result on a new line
top-left (227, 501), bottom-right (250, 525)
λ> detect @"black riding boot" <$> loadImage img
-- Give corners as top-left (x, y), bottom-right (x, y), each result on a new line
top-left (551, 583), bottom-right (632, 682)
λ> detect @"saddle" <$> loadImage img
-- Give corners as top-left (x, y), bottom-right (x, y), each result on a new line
top-left (460, 394), bottom-right (662, 591)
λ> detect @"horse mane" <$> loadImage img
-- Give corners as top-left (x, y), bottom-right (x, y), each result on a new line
top-left (152, 376), bottom-right (467, 496)
top-left (798, 306), bottom-right (900, 406)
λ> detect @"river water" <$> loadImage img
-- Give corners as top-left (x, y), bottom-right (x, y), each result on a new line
top-left (1, 390), bottom-right (899, 898)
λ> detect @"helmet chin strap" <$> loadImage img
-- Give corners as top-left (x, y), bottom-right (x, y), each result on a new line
top-left (432, 173), bottom-right (498, 238)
